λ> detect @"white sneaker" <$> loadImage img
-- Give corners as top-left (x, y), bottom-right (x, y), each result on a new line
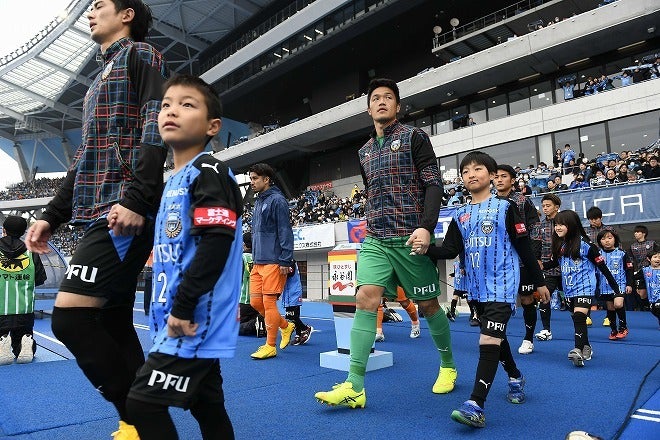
top-left (535, 329), bottom-right (553, 341)
top-left (16, 334), bottom-right (34, 364)
top-left (410, 324), bottom-right (421, 338)
top-left (518, 339), bottom-right (534, 354)
top-left (0, 334), bottom-right (14, 365)
top-left (375, 332), bottom-right (385, 342)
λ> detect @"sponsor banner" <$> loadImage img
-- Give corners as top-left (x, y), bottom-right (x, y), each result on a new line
top-left (293, 223), bottom-right (336, 250)
top-left (529, 180), bottom-right (660, 225)
top-left (308, 181), bottom-right (333, 191)
top-left (329, 260), bottom-right (356, 296)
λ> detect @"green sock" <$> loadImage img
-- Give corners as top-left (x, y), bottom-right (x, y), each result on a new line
top-left (426, 308), bottom-right (456, 369)
top-left (346, 309), bottom-right (377, 391)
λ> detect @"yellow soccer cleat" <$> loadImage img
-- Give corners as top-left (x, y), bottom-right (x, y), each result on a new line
top-left (433, 367), bottom-right (457, 394)
top-left (111, 420), bottom-right (140, 440)
top-left (251, 344), bottom-right (277, 359)
top-left (279, 321), bottom-right (296, 349)
top-left (315, 382), bottom-right (366, 408)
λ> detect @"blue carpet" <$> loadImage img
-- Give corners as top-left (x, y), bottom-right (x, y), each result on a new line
top-left (0, 302), bottom-right (657, 439)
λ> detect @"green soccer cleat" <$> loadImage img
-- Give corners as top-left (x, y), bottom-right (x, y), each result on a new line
top-left (315, 382), bottom-right (366, 408)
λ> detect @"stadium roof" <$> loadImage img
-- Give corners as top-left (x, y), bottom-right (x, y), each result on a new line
top-left (0, 0), bottom-right (277, 142)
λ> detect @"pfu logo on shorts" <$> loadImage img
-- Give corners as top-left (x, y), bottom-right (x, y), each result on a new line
top-left (486, 320), bottom-right (506, 332)
top-left (65, 264), bottom-right (98, 283)
top-left (165, 211), bottom-right (182, 238)
top-left (413, 284), bottom-right (437, 296)
top-left (147, 369), bottom-right (190, 392)
top-left (481, 220), bottom-right (494, 235)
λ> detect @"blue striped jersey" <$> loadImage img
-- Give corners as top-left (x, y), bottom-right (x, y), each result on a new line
top-left (453, 260), bottom-right (468, 292)
top-left (559, 239), bottom-right (601, 298)
top-left (452, 197), bottom-right (521, 303)
top-left (150, 152), bottom-right (243, 359)
top-left (597, 248), bottom-right (631, 295)
top-left (641, 267), bottom-right (660, 303)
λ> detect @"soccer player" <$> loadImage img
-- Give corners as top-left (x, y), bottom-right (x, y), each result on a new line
top-left (628, 225), bottom-right (655, 311)
top-left (584, 206), bottom-right (616, 325)
top-left (239, 232), bottom-right (265, 337)
top-left (0, 216), bottom-right (47, 365)
top-left (25, 1), bottom-right (169, 437)
top-left (315, 78), bottom-right (456, 409)
top-left (248, 163), bottom-right (296, 359)
top-left (536, 194), bottom-right (563, 342)
top-left (125, 74), bottom-right (243, 439)
top-left (447, 259), bottom-right (477, 325)
top-left (375, 286), bottom-right (421, 341)
top-left (595, 230), bottom-right (633, 340)
top-left (543, 210), bottom-right (621, 367)
top-left (422, 151), bottom-right (549, 428)
top-left (493, 165), bottom-right (542, 355)
top-left (639, 247), bottom-right (660, 328)
top-left (282, 261), bottom-right (314, 345)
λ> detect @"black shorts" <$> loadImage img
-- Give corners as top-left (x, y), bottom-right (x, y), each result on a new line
top-left (598, 293), bottom-right (624, 302)
top-left (59, 218), bottom-right (154, 304)
top-left (128, 352), bottom-right (225, 409)
top-left (476, 302), bottom-right (514, 339)
top-left (517, 268), bottom-right (536, 296)
top-left (544, 275), bottom-right (562, 294)
top-left (567, 296), bottom-right (593, 311)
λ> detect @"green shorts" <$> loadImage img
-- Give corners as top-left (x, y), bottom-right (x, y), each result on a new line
top-left (357, 236), bottom-right (441, 301)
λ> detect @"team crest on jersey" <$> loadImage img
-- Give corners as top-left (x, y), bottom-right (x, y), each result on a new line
top-left (481, 220), bottom-right (494, 234)
top-left (0, 252), bottom-right (30, 272)
top-left (101, 61), bottom-right (114, 80)
top-left (390, 139), bottom-right (401, 151)
top-left (165, 211), bottom-right (182, 238)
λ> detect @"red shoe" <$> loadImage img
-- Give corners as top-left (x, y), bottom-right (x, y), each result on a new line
top-left (615, 328), bottom-right (629, 339)
top-left (608, 330), bottom-right (618, 341)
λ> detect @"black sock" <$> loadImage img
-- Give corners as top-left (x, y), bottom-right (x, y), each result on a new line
top-left (470, 344), bottom-right (500, 408)
top-left (100, 305), bottom-right (145, 377)
top-left (468, 300), bottom-right (479, 319)
top-left (538, 301), bottom-right (551, 330)
top-left (572, 312), bottom-right (589, 349)
top-left (615, 307), bottom-right (627, 330)
top-left (641, 298), bottom-right (650, 310)
top-left (450, 299), bottom-right (457, 314)
top-left (499, 339), bottom-right (521, 379)
top-left (285, 306), bottom-right (306, 333)
top-left (607, 309), bottom-right (617, 333)
top-left (51, 307), bottom-right (136, 423)
top-left (126, 397), bottom-right (177, 440)
top-left (522, 303), bottom-right (537, 341)
top-left (191, 401), bottom-right (235, 440)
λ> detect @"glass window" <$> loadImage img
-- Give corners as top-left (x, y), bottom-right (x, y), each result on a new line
top-left (450, 105), bottom-right (468, 130)
top-left (433, 111), bottom-right (451, 135)
top-left (415, 116), bottom-right (432, 136)
top-left (608, 110), bottom-right (660, 155)
top-left (553, 128), bottom-right (579, 167)
top-left (530, 81), bottom-right (553, 109)
top-left (482, 138), bottom-right (537, 169)
top-left (469, 100), bottom-right (487, 124)
top-left (487, 94), bottom-right (507, 120)
top-left (508, 87), bottom-right (530, 115)
top-left (579, 122), bottom-right (608, 161)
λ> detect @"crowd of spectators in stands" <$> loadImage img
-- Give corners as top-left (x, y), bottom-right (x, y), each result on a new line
top-left (560, 57), bottom-right (660, 101)
top-left (0, 177), bottom-right (64, 201)
top-left (442, 142), bottom-right (660, 206)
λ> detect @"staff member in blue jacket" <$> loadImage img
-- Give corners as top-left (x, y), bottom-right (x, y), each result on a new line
top-left (248, 163), bottom-right (296, 359)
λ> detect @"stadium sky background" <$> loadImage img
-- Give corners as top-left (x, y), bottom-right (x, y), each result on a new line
top-left (0, 0), bottom-right (71, 190)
